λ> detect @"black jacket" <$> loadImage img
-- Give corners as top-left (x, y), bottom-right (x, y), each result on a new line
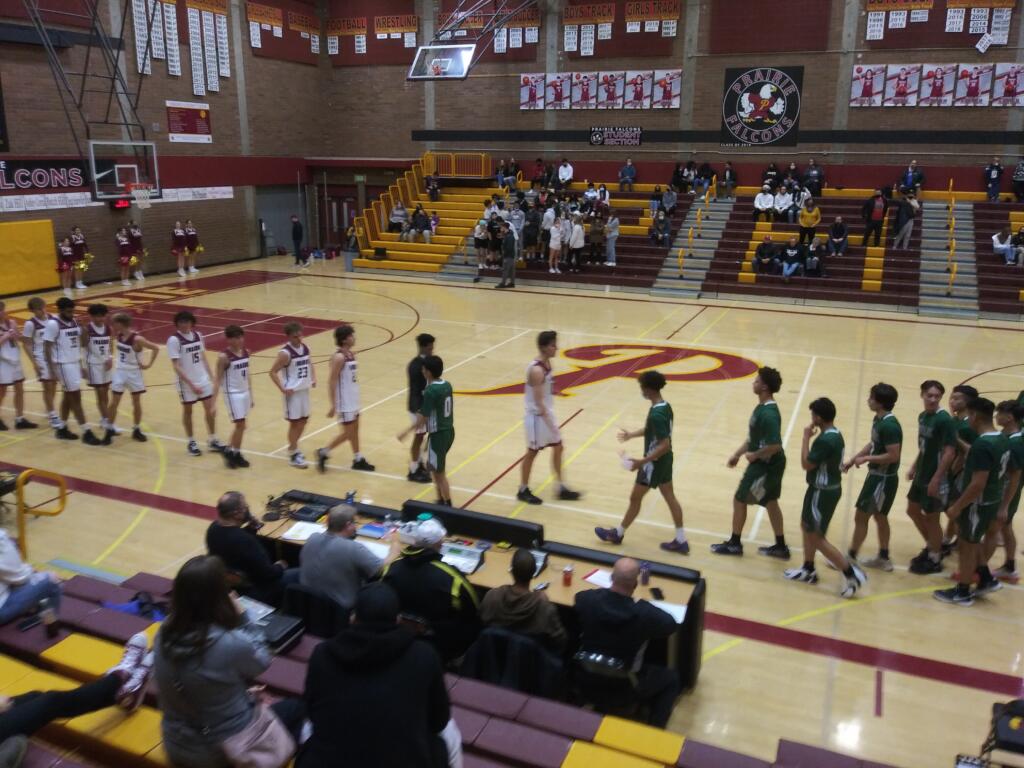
top-left (574, 588), bottom-right (676, 667)
top-left (206, 523), bottom-right (285, 603)
top-left (501, 231), bottom-right (516, 260)
top-left (298, 624), bottom-right (450, 768)
top-left (894, 198), bottom-right (918, 229)
top-left (829, 221), bottom-right (848, 240)
top-left (861, 195), bottom-right (889, 222)
top-left (755, 241), bottom-right (777, 262)
top-left (292, 220), bottom-right (303, 241)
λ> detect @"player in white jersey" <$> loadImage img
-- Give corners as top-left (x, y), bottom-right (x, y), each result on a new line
top-left (270, 322), bottom-right (316, 468)
top-left (106, 312), bottom-right (159, 443)
top-left (44, 297), bottom-right (100, 444)
top-left (167, 310), bottom-right (224, 457)
top-left (0, 301), bottom-right (36, 431)
top-left (517, 331), bottom-right (581, 505)
top-left (21, 297), bottom-right (60, 428)
top-left (316, 325), bottom-right (374, 473)
top-left (214, 324), bottom-right (254, 469)
top-left (82, 303), bottom-right (114, 441)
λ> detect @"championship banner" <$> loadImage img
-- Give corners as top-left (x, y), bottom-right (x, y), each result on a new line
top-left (624, 0), bottom-right (680, 21)
top-left (572, 71), bottom-right (598, 109)
top-left (652, 68), bottom-right (681, 108)
top-left (166, 99), bottom-right (212, 143)
top-left (883, 64), bottom-right (921, 106)
top-left (373, 14), bottom-right (418, 34)
top-left (993, 63), bottom-right (1024, 107)
top-left (865, 0), bottom-right (931, 8)
top-left (326, 17), bottom-right (367, 35)
top-left (546, 72), bottom-right (572, 109)
top-left (589, 126), bottom-right (642, 146)
top-left (438, 10), bottom-right (485, 29)
top-left (520, 72), bottom-right (545, 110)
top-left (954, 63), bottom-right (993, 106)
top-left (946, 0), bottom-right (1013, 7)
top-left (720, 66), bottom-right (802, 146)
top-left (597, 71), bottom-right (624, 109)
top-left (623, 70), bottom-right (652, 109)
top-left (0, 75), bottom-right (8, 152)
top-left (850, 64), bottom-right (886, 107)
top-left (246, 1), bottom-right (281, 25)
top-left (563, 3), bottom-right (615, 24)
top-left (287, 10), bottom-right (318, 34)
top-left (918, 64), bottom-right (955, 106)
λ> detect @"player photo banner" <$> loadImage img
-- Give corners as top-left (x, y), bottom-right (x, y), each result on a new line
top-left (993, 63), bottom-right (1024, 107)
top-left (918, 64), bottom-right (955, 107)
top-left (652, 69), bottom-right (681, 109)
top-left (954, 63), bottom-right (993, 106)
top-left (883, 64), bottom-right (921, 106)
top-left (597, 71), bottom-right (625, 109)
top-left (624, 71), bottom-right (652, 109)
top-left (520, 72), bottom-right (545, 110)
top-left (572, 71), bottom-right (598, 109)
top-left (546, 72), bottom-right (572, 109)
top-left (589, 126), bottom-right (642, 146)
top-left (720, 66), bottom-right (803, 147)
top-left (850, 64), bottom-right (886, 107)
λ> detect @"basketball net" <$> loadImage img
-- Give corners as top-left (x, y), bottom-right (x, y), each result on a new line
top-left (126, 182), bottom-right (153, 209)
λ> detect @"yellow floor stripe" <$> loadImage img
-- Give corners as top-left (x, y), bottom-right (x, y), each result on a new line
top-left (638, 305), bottom-right (686, 339)
top-left (412, 417), bottom-right (523, 501)
top-left (690, 308), bottom-right (730, 344)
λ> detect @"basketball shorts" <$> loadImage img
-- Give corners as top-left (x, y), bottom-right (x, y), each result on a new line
top-left (111, 368), bottom-right (145, 395)
top-left (426, 429), bottom-right (454, 473)
top-left (54, 362), bottom-right (81, 393)
top-left (636, 453), bottom-right (673, 489)
top-left (339, 410), bottom-right (359, 425)
top-left (224, 391), bottom-right (251, 422)
top-left (907, 479), bottom-right (948, 514)
top-left (87, 362), bottom-right (111, 387)
top-left (735, 457), bottom-right (786, 504)
top-left (801, 486), bottom-right (842, 535)
top-left (959, 501), bottom-right (996, 544)
top-left (409, 411), bottom-right (427, 436)
top-left (32, 356), bottom-right (53, 382)
top-left (855, 473), bottom-right (898, 516)
top-left (525, 414), bottom-right (561, 451)
top-left (0, 356), bottom-right (24, 386)
top-left (284, 389), bottom-right (310, 421)
top-left (178, 376), bottom-right (213, 404)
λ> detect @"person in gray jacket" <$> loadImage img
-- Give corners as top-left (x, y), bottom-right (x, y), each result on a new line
top-left (604, 212), bottom-right (620, 267)
top-left (495, 220), bottom-right (518, 290)
top-left (153, 556), bottom-right (305, 768)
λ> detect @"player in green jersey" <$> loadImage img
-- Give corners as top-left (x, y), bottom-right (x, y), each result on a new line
top-left (906, 380), bottom-right (958, 575)
top-left (784, 397), bottom-right (867, 597)
top-left (983, 401), bottom-right (1023, 581)
top-left (943, 384), bottom-right (979, 552)
top-left (842, 383), bottom-right (902, 572)
top-left (595, 370), bottom-right (689, 554)
top-left (712, 366), bottom-right (789, 559)
top-left (398, 355), bottom-right (455, 506)
top-left (934, 397), bottom-right (1010, 606)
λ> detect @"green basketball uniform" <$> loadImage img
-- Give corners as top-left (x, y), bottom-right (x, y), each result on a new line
top-left (855, 412), bottom-right (902, 516)
top-left (1017, 390), bottom-right (1024, 407)
top-left (1003, 431), bottom-right (1023, 522)
top-left (950, 416), bottom-right (978, 501)
top-left (801, 427), bottom-right (844, 535)
top-left (637, 401), bottom-right (673, 488)
top-left (958, 431), bottom-right (1010, 543)
top-left (420, 379), bottom-right (455, 472)
top-left (735, 401), bottom-right (787, 504)
top-left (908, 408), bottom-right (955, 509)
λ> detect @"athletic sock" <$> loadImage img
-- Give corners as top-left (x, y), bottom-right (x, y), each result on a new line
top-left (928, 550), bottom-right (941, 563)
top-left (879, 548), bottom-right (890, 560)
top-left (354, 452), bottom-right (364, 461)
top-left (674, 527), bottom-right (687, 544)
top-left (848, 549), bottom-right (858, 560)
top-left (954, 582), bottom-right (971, 596)
top-left (410, 461), bottom-right (420, 474)
top-left (977, 565), bottom-right (993, 583)
top-left (615, 526), bottom-right (625, 538)
top-left (728, 533), bottom-right (741, 545)
top-left (802, 561), bottom-right (814, 572)
top-left (775, 535), bottom-right (786, 547)
top-left (842, 565), bottom-right (855, 578)
top-left (1005, 559), bottom-right (1016, 573)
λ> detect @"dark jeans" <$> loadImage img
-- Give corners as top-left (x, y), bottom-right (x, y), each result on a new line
top-left (241, 567), bottom-right (300, 608)
top-left (293, 240), bottom-right (304, 265)
top-left (752, 209), bottom-right (772, 222)
top-left (863, 220), bottom-right (883, 247)
top-left (798, 227), bottom-right (815, 245)
top-left (1013, 180), bottom-right (1024, 202)
top-left (0, 673), bottom-right (119, 741)
top-left (499, 257), bottom-right (516, 286)
top-left (635, 665), bottom-right (680, 729)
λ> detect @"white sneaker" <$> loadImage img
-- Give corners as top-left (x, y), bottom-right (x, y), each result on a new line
top-left (840, 562), bottom-right (868, 598)
top-left (840, 577), bottom-right (859, 599)
top-left (135, 271), bottom-right (145, 281)
top-left (188, 266), bottom-right (199, 274)
top-left (177, 268), bottom-right (187, 277)
top-left (109, 632), bottom-right (148, 677)
top-left (993, 565), bottom-right (1020, 581)
top-left (549, 268), bottom-right (555, 274)
top-left (861, 556), bottom-right (894, 572)
top-left (63, 288), bottom-right (73, 297)
top-left (121, 279), bottom-right (131, 286)
top-left (75, 281), bottom-right (86, 289)
top-left (290, 452), bottom-right (308, 469)
top-left (783, 567), bottom-right (818, 584)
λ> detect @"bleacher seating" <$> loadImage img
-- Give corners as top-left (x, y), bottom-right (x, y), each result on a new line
top-left (972, 201), bottom-right (1024, 316)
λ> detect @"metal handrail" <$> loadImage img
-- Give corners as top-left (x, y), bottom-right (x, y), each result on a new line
top-left (16, 469), bottom-right (67, 559)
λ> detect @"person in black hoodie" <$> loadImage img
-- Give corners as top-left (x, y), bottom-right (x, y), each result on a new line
top-left (479, 548), bottom-right (566, 652)
top-left (574, 557), bottom-right (679, 727)
top-left (299, 583), bottom-right (461, 768)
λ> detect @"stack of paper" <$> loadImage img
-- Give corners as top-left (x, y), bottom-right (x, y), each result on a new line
top-left (281, 521), bottom-right (326, 542)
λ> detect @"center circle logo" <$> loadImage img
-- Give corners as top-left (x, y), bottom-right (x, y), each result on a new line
top-left (722, 67), bottom-right (801, 146)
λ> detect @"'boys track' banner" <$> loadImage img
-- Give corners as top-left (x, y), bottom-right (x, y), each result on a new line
top-left (720, 65), bottom-right (803, 146)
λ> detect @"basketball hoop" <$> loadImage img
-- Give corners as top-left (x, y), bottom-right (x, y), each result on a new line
top-left (126, 182), bottom-right (154, 209)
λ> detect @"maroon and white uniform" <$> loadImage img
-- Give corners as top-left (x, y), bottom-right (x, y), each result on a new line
top-left (70, 232), bottom-right (88, 263)
top-left (580, 78), bottom-right (590, 103)
top-left (966, 72), bottom-right (981, 99)
top-left (894, 74), bottom-right (909, 99)
top-left (43, 315), bottom-right (82, 392)
top-left (660, 80), bottom-right (672, 104)
top-left (222, 348), bottom-right (251, 422)
top-left (129, 224), bottom-right (144, 255)
top-left (22, 315), bottom-right (55, 381)
top-left (0, 318), bottom-right (24, 386)
top-left (112, 331), bottom-right (146, 394)
top-left (333, 350), bottom-right (359, 424)
top-left (84, 321), bottom-right (112, 387)
top-left (524, 358), bottom-right (561, 451)
top-left (1003, 71), bottom-right (1019, 100)
top-left (184, 224), bottom-right (200, 253)
top-left (631, 80), bottom-right (644, 104)
top-left (929, 70), bottom-right (945, 100)
top-left (171, 226), bottom-right (187, 255)
top-left (280, 341), bottom-right (312, 421)
top-left (859, 69), bottom-right (875, 99)
top-left (56, 243), bottom-right (74, 273)
top-left (550, 79), bottom-right (563, 104)
top-left (167, 330), bottom-right (213, 403)
top-left (116, 233), bottom-right (133, 266)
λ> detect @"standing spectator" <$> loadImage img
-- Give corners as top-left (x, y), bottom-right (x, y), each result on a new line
top-left (588, 212), bottom-right (606, 265)
top-left (472, 219), bottom-right (488, 271)
top-left (753, 236), bottom-right (778, 275)
top-left (496, 220), bottom-right (518, 289)
top-left (548, 211), bottom-right (563, 274)
top-left (993, 227), bottom-right (1016, 265)
top-left (892, 193), bottom-right (920, 251)
top-left (802, 159), bottom-right (825, 197)
top-left (763, 162), bottom-right (780, 190)
top-left (984, 156), bottom-right (1004, 202)
top-left (487, 213), bottom-right (502, 268)
top-left (661, 185), bottom-right (678, 217)
top-left (861, 189), bottom-right (889, 247)
top-left (426, 174), bottom-right (440, 202)
top-left (753, 185), bottom-right (774, 222)
top-left (827, 216), bottom-right (849, 257)
top-left (649, 185), bottom-right (662, 217)
top-left (1012, 158), bottom-right (1024, 202)
top-left (781, 237), bottom-right (805, 282)
top-left (290, 215), bottom-right (304, 267)
top-left (649, 210), bottom-right (671, 246)
top-left (805, 238), bottom-right (826, 277)
top-left (798, 200), bottom-right (821, 245)
top-left (618, 158), bottom-right (637, 192)
top-left (557, 158), bottom-right (574, 190)
top-left (773, 185), bottom-right (793, 222)
top-left (669, 162), bottom-right (685, 192)
top-left (544, 162), bottom-right (556, 187)
top-left (531, 158), bottom-right (546, 184)
top-left (389, 201), bottom-right (408, 233)
top-left (567, 215), bottom-right (586, 273)
top-left (509, 202), bottom-right (525, 256)
top-left (792, 185), bottom-right (812, 215)
top-left (604, 211), bottom-right (620, 266)
top-left (560, 211), bottom-right (572, 264)
top-left (718, 161), bottom-right (738, 199)
top-left (695, 162), bottom-right (714, 196)
top-left (523, 201), bottom-right (540, 262)
top-left (0, 527), bottom-right (61, 626)
top-left (480, 549), bottom-right (567, 653)
top-left (897, 160), bottom-right (925, 195)
top-left (541, 201), bottom-right (555, 259)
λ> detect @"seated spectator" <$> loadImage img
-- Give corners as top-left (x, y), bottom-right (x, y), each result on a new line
top-left (993, 226), bottom-right (1016, 265)
top-left (430, 211), bottom-right (440, 234)
top-left (480, 549), bottom-right (567, 652)
top-left (984, 156), bottom-right (1003, 202)
top-left (1012, 226), bottom-right (1024, 266)
top-left (753, 236), bottom-right (779, 275)
top-left (892, 192), bottom-right (920, 251)
top-left (582, 182), bottom-right (599, 213)
top-left (805, 238), bottom-right (826, 277)
top-left (782, 161), bottom-right (800, 188)
top-left (861, 189), bottom-right (888, 247)
top-left (694, 162), bottom-right (714, 196)
top-left (718, 161), bottom-right (738, 199)
top-left (556, 158), bottom-right (574, 190)
top-left (619, 158), bottom-right (637, 192)
top-left (798, 200), bottom-right (821, 245)
top-left (669, 162), bottom-right (685, 193)
top-left (753, 185), bottom-right (774, 222)
top-left (426, 175), bottom-right (440, 203)
top-left (681, 161), bottom-right (697, 194)
top-left (773, 186), bottom-right (793, 222)
top-left (649, 210), bottom-right (672, 246)
top-left (802, 159), bottom-right (825, 197)
top-left (763, 162), bottom-right (780, 190)
top-left (206, 491), bottom-right (297, 607)
top-left (410, 206), bottom-right (432, 243)
top-left (0, 527), bottom-right (61, 626)
top-left (574, 557), bottom-right (679, 728)
top-left (300, 505), bottom-right (401, 612)
top-left (827, 216), bottom-right (848, 256)
top-left (649, 185), bottom-right (662, 217)
top-left (781, 237), bottom-right (805, 281)
top-left (506, 157), bottom-right (520, 186)
top-left (388, 201), bottom-right (408, 233)
top-left (495, 159), bottom-right (509, 190)
top-left (596, 183), bottom-right (611, 213)
top-left (588, 212), bottom-right (606, 264)
top-left (154, 556), bottom-right (305, 768)
top-left (299, 583), bottom-right (461, 768)
top-left (383, 518), bottom-right (481, 663)
top-left (531, 158), bottom-right (546, 185)
top-left (1013, 158), bottom-right (1024, 203)
top-left (897, 160), bottom-right (924, 196)
top-left (661, 186), bottom-right (678, 217)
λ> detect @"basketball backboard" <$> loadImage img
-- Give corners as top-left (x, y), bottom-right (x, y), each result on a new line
top-left (88, 140), bottom-right (161, 201)
top-left (407, 44), bottom-right (476, 81)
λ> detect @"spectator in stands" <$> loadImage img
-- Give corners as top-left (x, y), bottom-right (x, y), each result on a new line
top-left (792, 184), bottom-right (812, 216)
top-left (695, 162), bottom-right (714, 196)
top-left (154, 555), bottom-right (305, 768)
top-left (661, 185), bottom-right (678, 217)
top-left (1011, 227), bottom-right (1024, 266)
top-left (589, 211), bottom-right (606, 265)
top-left (984, 157), bottom-right (1004, 202)
top-left (383, 518), bottom-right (481, 663)
top-left (299, 583), bottom-right (461, 768)
top-left (480, 549), bottom-right (567, 653)
top-left (509, 201), bottom-right (525, 256)
top-left (798, 200), bottom-right (821, 245)
top-left (507, 157), bottom-right (520, 186)
top-left (411, 205), bottom-right (432, 244)
top-left (557, 158), bottom-right (574, 190)
top-left (1013, 159), bottom-right (1024, 202)
top-left (861, 189), bottom-right (889, 247)
top-left (763, 162), bottom-right (780, 190)
top-left (596, 183), bottom-right (611, 212)
top-left (783, 161), bottom-right (800, 188)
top-left (892, 192), bottom-right (920, 251)
top-left (753, 184), bottom-right (774, 222)
top-left (681, 161), bottom-right (697, 194)
top-left (291, 215), bottom-right (304, 267)
top-left (0, 528), bottom-right (61, 627)
top-left (718, 161), bottom-right (738, 199)
top-left (993, 227), bottom-right (1016, 265)
top-left (567, 214), bottom-right (586, 273)
top-left (531, 158), bottom-right (546, 184)
top-left (430, 211), bottom-right (440, 235)
top-left (426, 174), bottom-right (440, 203)
top-left (649, 185), bottom-right (662, 217)
top-left (897, 160), bottom-right (924, 195)
top-left (806, 238), bottom-right (826, 277)
top-left (523, 201), bottom-right (541, 262)
top-left (619, 158), bottom-right (637, 192)
top-left (472, 219), bottom-right (488, 270)
top-left (582, 182), bottom-right (599, 213)
top-left (574, 558), bottom-right (679, 728)
top-left (827, 216), bottom-right (849, 257)
top-left (300, 505), bottom-right (401, 612)
top-left (649, 210), bottom-right (672, 246)
top-left (487, 213), bottom-right (502, 268)
top-left (781, 237), bottom-right (805, 282)
top-left (802, 159), bottom-right (825, 197)
top-left (753, 236), bottom-right (779, 275)
top-left (560, 211), bottom-right (572, 264)
top-left (495, 220), bottom-right (518, 289)
top-left (495, 159), bottom-right (509, 190)
top-left (773, 185), bottom-right (793, 222)
top-left (669, 162), bottom-right (685, 193)
top-left (206, 491), bottom-right (297, 607)
top-left (604, 211), bottom-right (620, 267)
top-left (389, 201), bottom-right (408, 233)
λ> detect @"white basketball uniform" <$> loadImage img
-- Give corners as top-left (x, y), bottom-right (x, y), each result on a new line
top-left (43, 316), bottom-right (82, 392)
top-left (167, 330), bottom-right (213, 403)
top-left (222, 349), bottom-right (251, 422)
top-left (0, 319), bottom-right (24, 386)
top-left (335, 350), bottom-right (359, 424)
top-left (112, 332), bottom-right (146, 394)
top-left (23, 316), bottom-right (55, 381)
top-left (525, 359), bottom-right (561, 450)
top-left (281, 342), bottom-right (312, 421)
top-left (84, 322), bottom-right (112, 387)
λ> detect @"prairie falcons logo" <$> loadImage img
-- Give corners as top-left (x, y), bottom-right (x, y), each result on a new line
top-left (722, 67), bottom-right (801, 146)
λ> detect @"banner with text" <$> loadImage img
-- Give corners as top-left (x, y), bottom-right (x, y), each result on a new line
top-left (166, 100), bottom-right (213, 142)
top-left (720, 65), bottom-right (803, 146)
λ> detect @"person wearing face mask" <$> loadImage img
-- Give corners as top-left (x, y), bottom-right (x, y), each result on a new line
top-left (649, 210), bottom-right (671, 246)
top-left (861, 189), bottom-right (889, 248)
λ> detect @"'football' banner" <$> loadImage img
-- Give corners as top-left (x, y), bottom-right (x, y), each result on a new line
top-left (720, 66), bottom-right (803, 146)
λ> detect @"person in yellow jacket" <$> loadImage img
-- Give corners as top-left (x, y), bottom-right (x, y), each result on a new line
top-left (798, 201), bottom-right (821, 246)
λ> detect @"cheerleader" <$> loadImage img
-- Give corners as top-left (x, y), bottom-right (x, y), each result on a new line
top-left (115, 227), bottom-right (134, 286)
top-left (173, 220), bottom-right (188, 277)
top-left (69, 226), bottom-right (92, 290)
top-left (184, 219), bottom-right (202, 274)
top-left (56, 237), bottom-right (75, 297)
top-left (128, 219), bottom-right (145, 281)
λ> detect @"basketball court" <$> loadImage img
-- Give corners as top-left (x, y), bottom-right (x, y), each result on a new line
top-left (4, 255), bottom-right (1021, 766)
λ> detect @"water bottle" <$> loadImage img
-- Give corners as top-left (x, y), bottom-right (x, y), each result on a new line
top-left (344, 490), bottom-right (357, 505)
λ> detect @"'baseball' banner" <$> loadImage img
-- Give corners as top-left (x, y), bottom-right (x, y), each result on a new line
top-left (720, 66), bottom-right (803, 147)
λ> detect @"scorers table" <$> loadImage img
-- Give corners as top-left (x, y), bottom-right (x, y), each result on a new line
top-left (258, 489), bottom-right (707, 690)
